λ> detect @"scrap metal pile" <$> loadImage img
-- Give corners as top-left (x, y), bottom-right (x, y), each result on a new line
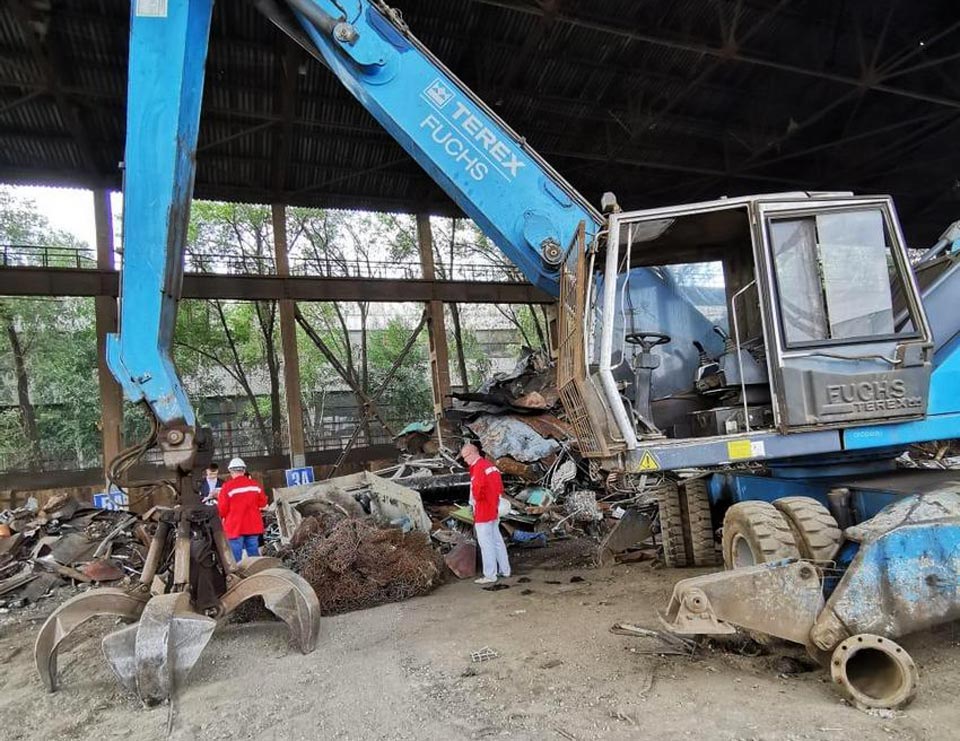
top-left (285, 516), bottom-right (443, 615)
top-left (387, 349), bottom-right (663, 569)
top-left (0, 350), bottom-right (664, 620)
top-left (271, 471), bottom-right (445, 614)
top-left (0, 492), bottom-right (146, 609)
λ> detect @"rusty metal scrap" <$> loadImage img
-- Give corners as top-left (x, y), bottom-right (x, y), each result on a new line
top-left (287, 517), bottom-right (444, 615)
top-left (0, 497), bottom-right (147, 607)
top-left (80, 558), bottom-right (125, 582)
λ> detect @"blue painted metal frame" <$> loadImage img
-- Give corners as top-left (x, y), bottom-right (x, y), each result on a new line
top-left (844, 411), bottom-right (960, 451)
top-left (843, 307), bottom-right (960, 448)
top-left (291, 0), bottom-right (602, 296)
top-left (709, 470), bottom-right (911, 524)
top-left (821, 519), bottom-right (960, 638)
top-left (106, 0), bottom-right (214, 427)
top-left (709, 471), bottom-right (833, 508)
top-left (107, 0), bottom-right (960, 479)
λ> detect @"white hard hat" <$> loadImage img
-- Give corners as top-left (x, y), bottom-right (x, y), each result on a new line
top-left (227, 457), bottom-right (247, 471)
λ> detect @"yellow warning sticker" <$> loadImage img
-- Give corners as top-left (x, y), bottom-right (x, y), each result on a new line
top-left (638, 450), bottom-right (660, 471)
top-left (727, 439), bottom-right (753, 460)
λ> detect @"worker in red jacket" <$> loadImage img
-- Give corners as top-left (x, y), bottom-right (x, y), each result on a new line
top-left (461, 443), bottom-right (511, 584)
top-left (217, 457), bottom-right (268, 562)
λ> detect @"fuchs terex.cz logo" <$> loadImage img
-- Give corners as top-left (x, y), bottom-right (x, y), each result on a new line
top-left (424, 78), bottom-right (454, 108)
top-left (420, 78), bottom-right (526, 182)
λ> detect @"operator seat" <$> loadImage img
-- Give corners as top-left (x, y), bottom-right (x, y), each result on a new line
top-left (625, 332), bottom-right (671, 436)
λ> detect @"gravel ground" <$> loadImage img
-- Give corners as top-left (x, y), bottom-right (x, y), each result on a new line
top-left (3, 560), bottom-right (960, 740)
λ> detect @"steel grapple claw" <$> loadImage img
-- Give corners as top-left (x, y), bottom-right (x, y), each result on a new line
top-left (220, 567), bottom-right (321, 653)
top-left (234, 555), bottom-right (284, 578)
top-left (35, 568), bottom-right (321, 704)
top-left (34, 475), bottom-right (320, 704)
top-left (101, 592), bottom-right (217, 705)
top-left (34, 587), bottom-right (151, 693)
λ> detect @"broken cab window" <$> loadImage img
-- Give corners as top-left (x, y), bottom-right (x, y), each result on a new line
top-left (768, 208), bottom-right (916, 347)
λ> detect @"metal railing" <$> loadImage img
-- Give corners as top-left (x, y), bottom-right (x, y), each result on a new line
top-left (0, 244), bottom-right (97, 270)
top-left (184, 252), bottom-right (525, 283)
top-left (128, 411), bottom-right (408, 467)
top-left (290, 256), bottom-right (525, 283)
top-left (0, 407), bottom-right (408, 473)
top-left (0, 244), bottom-right (527, 284)
top-left (184, 251), bottom-right (276, 275)
top-left (0, 450), bottom-right (103, 474)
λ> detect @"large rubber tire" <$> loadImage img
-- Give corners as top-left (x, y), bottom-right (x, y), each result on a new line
top-left (773, 496), bottom-right (842, 562)
top-left (656, 483), bottom-right (688, 567)
top-left (681, 479), bottom-right (721, 566)
top-left (721, 501), bottom-right (801, 569)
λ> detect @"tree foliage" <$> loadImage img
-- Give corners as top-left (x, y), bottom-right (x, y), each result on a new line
top-left (0, 189), bottom-right (533, 471)
top-left (0, 187), bottom-right (100, 470)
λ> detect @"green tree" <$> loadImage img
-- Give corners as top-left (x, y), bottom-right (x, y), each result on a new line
top-left (366, 318), bottom-right (432, 426)
top-left (0, 187), bottom-right (100, 470)
top-left (379, 213), bottom-right (505, 390)
top-left (176, 202), bottom-right (287, 454)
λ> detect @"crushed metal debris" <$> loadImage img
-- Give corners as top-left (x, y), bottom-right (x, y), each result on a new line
top-left (285, 516), bottom-right (444, 615)
top-left (0, 496), bottom-right (146, 608)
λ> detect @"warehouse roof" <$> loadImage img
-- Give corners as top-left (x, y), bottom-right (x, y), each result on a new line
top-left (1, 0), bottom-right (958, 244)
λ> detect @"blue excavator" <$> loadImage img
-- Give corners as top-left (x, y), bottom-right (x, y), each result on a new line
top-left (35, 0), bottom-right (960, 709)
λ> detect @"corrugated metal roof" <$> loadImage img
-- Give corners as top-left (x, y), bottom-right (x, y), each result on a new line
top-left (1, 0), bottom-right (959, 244)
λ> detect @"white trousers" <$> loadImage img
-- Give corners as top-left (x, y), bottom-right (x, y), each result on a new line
top-left (475, 520), bottom-right (511, 579)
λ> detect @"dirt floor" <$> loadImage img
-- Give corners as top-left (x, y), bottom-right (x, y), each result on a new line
top-left (3, 557), bottom-right (960, 741)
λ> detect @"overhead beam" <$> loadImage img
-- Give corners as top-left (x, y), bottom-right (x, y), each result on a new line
top-left (271, 41), bottom-right (303, 194)
top-left (0, 443), bottom-right (399, 492)
top-left (0, 167), bottom-right (453, 214)
top-left (471, 0), bottom-right (960, 110)
top-left (0, 267), bottom-right (553, 304)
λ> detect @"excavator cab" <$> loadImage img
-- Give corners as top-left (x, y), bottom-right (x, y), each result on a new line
top-left (566, 193), bottom-right (934, 472)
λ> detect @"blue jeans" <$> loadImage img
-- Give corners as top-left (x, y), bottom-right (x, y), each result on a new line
top-left (230, 534), bottom-right (260, 561)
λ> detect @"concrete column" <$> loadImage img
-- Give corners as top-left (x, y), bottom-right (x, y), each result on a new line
top-left (272, 203), bottom-right (307, 468)
top-left (415, 214), bottom-right (454, 443)
top-left (93, 189), bottom-right (122, 484)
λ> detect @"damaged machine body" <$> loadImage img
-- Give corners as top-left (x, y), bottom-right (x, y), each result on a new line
top-left (585, 195), bottom-right (960, 708)
top-left (577, 193), bottom-right (956, 468)
top-left (663, 488), bottom-right (960, 710)
top-left (37, 0), bottom-right (960, 705)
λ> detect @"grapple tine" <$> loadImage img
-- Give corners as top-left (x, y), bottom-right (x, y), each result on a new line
top-left (131, 592), bottom-right (216, 705)
top-left (234, 556), bottom-right (284, 578)
top-left (34, 587), bottom-right (150, 692)
top-left (101, 622), bottom-right (140, 695)
top-left (220, 567), bottom-right (321, 653)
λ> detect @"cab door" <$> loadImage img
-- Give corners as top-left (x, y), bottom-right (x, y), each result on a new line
top-left (753, 197), bottom-right (932, 431)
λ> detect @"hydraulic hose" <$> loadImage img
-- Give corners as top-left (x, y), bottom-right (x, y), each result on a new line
top-left (284, 0), bottom-right (341, 34)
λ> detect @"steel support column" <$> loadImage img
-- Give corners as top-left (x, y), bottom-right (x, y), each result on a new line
top-left (93, 189), bottom-right (122, 485)
top-left (272, 203), bottom-right (306, 468)
top-left (416, 214), bottom-right (454, 444)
